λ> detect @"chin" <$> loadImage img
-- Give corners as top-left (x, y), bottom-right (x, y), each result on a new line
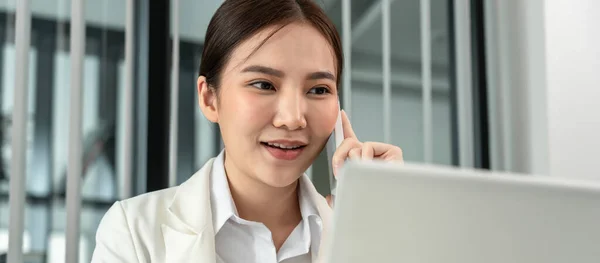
top-left (258, 169), bottom-right (304, 188)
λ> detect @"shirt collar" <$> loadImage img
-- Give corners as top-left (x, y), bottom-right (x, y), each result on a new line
top-left (278, 172), bottom-right (322, 261)
top-left (298, 169), bottom-right (320, 219)
top-left (209, 150), bottom-right (321, 235)
top-left (209, 150), bottom-right (239, 234)
top-left (298, 170), bottom-right (322, 256)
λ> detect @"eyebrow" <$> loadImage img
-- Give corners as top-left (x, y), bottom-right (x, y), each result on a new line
top-left (241, 65), bottom-right (284, 77)
top-left (307, 71), bottom-right (336, 81)
top-left (241, 65), bottom-right (336, 81)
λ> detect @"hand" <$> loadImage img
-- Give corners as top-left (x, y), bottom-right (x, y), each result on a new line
top-left (326, 110), bottom-right (403, 207)
top-left (332, 110), bottom-right (404, 175)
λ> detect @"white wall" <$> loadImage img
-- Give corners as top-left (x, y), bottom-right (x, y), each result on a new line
top-left (545, 0), bottom-right (600, 180)
top-left (486, 0), bottom-right (600, 179)
top-left (484, 0), bottom-right (549, 175)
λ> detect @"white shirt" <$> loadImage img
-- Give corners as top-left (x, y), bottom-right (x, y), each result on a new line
top-left (210, 151), bottom-right (323, 263)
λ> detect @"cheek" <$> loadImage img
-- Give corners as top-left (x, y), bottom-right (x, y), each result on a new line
top-left (307, 101), bottom-right (338, 137)
top-left (220, 90), bottom-right (272, 129)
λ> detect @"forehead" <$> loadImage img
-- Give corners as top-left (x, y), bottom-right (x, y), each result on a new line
top-left (224, 22), bottom-right (337, 78)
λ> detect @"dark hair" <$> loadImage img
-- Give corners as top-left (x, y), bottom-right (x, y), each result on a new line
top-left (199, 0), bottom-right (343, 90)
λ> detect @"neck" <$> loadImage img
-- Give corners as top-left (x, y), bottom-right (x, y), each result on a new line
top-left (223, 151), bottom-right (302, 227)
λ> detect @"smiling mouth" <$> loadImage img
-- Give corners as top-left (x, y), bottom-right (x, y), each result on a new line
top-left (260, 142), bottom-right (307, 150)
top-left (261, 141), bottom-right (307, 161)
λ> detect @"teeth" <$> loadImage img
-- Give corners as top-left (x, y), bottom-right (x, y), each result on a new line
top-left (266, 142), bottom-right (302, 149)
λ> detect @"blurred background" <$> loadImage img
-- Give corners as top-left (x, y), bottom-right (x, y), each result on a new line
top-left (1, 0), bottom-right (599, 262)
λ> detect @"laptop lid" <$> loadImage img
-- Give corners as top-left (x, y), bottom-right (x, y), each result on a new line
top-left (327, 161), bottom-right (600, 263)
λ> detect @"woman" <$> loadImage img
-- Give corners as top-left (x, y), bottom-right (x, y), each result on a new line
top-left (91, 0), bottom-right (403, 262)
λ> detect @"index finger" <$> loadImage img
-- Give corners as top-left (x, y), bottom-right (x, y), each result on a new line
top-left (341, 110), bottom-right (356, 139)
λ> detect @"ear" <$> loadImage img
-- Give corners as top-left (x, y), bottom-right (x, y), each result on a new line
top-left (197, 76), bottom-right (219, 123)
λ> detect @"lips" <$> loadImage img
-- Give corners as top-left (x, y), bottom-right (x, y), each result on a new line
top-left (261, 140), bottom-right (307, 160)
top-left (264, 142), bottom-right (304, 149)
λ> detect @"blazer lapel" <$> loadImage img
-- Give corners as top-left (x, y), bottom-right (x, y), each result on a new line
top-left (162, 158), bottom-right (217, 263)
top-left (162, 224), bottom-right (216, 263)
top-left (315, 200), bottom-right (333, 263)
top-left (300, 174), bottom-right (334, 263)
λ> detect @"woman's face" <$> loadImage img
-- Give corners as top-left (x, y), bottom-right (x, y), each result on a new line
top-left (200, 22), bottom-right (339, 188)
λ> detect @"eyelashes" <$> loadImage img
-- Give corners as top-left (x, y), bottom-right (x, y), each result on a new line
top-left (249, 81), bottom-right (332, 95)
top-left (250, 81), bottom-right (275, 91)
top-left (308, 87), bottom-right (330, 95)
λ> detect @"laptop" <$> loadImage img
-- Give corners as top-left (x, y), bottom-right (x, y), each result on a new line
top-left (326, 160), bottom-right (600, 263)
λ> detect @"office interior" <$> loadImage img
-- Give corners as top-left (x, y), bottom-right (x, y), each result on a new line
top-left (1, 0), bottom-right (599, 262)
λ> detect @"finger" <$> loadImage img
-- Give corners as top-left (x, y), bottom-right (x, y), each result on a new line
top-left (332, 138), bottom-right (361, 165)
top-left (332, 138), bottom-right (362, 176)
top-left (363, 141), bottom-right (402, 158)
top-left (361, 142), bottom-right (374, 160)
top-left (348, 148), bottom-right (362, 160)
top-left (340, 110), bottom-right (357, 139)
top-left (326, 195), bottom-right (333, 208)
top-left (387, 145), bottom-right (404, 162)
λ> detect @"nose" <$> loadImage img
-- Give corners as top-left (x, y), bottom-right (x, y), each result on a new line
top-left (272, 89), bottom-right (307, 130)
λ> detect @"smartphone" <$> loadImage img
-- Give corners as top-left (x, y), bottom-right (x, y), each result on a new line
top-left (326, 101), bottom-right (344, 207)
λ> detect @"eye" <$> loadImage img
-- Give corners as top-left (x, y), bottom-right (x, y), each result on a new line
top-left (308, 86), bottom-right (330, 95)
top-left (250, 81), bottom-right (275, 91)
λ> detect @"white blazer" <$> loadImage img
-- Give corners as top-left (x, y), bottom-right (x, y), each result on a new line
top-left (90, 157), bottom-right (334, 263)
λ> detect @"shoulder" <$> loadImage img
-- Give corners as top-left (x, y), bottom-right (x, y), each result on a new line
top-left (92, 158), bottom-right (216, 261)
top-left (100, 186), bottom-right (179, 223)
top-left (111, 157), bottom-right (217, 221)
top-left (92, 187), bottom-right (182, 262)
top-left (96, 185), bottom-right (181, 230)
top-left (92, 187), bottom-right (182, 261)
top-left (117, 187), bottom-right (178, 217)
top-left (100, 186), bottom-right (179, 234)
